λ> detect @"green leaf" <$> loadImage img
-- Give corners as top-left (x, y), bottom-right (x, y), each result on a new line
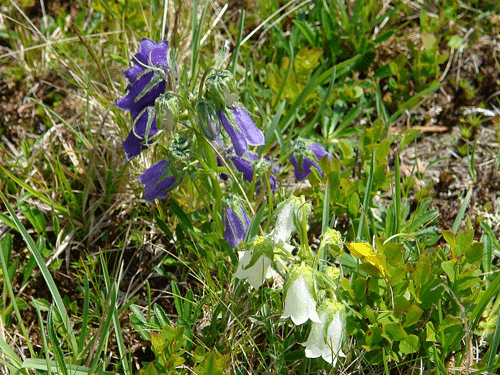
top-left (466, 242), bottom-right (483, 265)
top-left (399, 334), bottom-right (420, 355)
top-left (426, 321), bottom-right (438, 342)
top-left (194, 348), bottom-right (228, 375)
top-left (439, 315), bottom-right (462, 331)
top-left (404, 305), bottom-right (423, 328)
top-left (365, 326), bottom-right (383, 346)
top-left (456, 229), bottom-right (474, 249)
top-left (137, 362), bottom-right (158, 375)
top-left (382, 322), bottom-right (407, 345)
top-left (441, 260), bottom-right (457, 283)
top-left (448, 35), bottom-right (464, 49)
top-left (169, 200), bottom-right (193, 231)
top-left (412, 251), bottom-right (431, 287)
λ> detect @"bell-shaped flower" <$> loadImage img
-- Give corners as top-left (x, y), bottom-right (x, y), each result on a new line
top-left (303, 299), bottom-right (346, 365)
top-left (270, 196), bottom-right (311, 250)
top-left (228, 151), bottom-right (280, 191)
top-left (223, 195), bottom-right (251, 248)
top-left (230, 152), bottom-right (257, 182)
top-left (289, 140), bottom-right (332, 181)
top-left (116, 38), bottom-right (171, 117)
top-left (138, 160), bottom-right (182, 201)
top-left (122, 106), bottom-right (160, 160)
top-left (282, 265), bottom-right (320, 325)
top-left (219, 105), bottom-right (265, 157)
top-left (234, 236), bottom-right (278, 289)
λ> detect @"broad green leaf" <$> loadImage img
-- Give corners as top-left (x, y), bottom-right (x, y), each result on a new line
top-left (399, 334), bottom-right (420, 355)
top-left (382, 322), bottom-right (407, 345)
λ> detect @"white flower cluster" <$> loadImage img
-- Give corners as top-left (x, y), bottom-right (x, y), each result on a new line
top-left (234, 196), bottom-right (346, 365)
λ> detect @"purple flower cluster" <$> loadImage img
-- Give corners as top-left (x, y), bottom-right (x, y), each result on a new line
top-left (116, 39), bottom-right (181, 201)
top-left (116, 39), bottom-right (333, 249)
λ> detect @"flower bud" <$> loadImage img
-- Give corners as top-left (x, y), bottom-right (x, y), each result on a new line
top-left (223, 194), bottom-right (250, 249)
top-left (197, 100), bottom-right (221, 139)
top-left (320, 228), bottom-right (343, 258)
top-left (155, 93), bottom-right (179, 134)
top-left (205, 69), bottom-right (238, 107)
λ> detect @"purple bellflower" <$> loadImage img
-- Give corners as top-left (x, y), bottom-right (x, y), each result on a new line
top-left (230, 152), bottom-right (258, 182)
top-left (115, 38), bottom-right (170, 116)
top-left (138, 160), bottom-right (182, 201)
top-left (224, 150), bottom-right (280, 191)
top-left (219, 106), bottom-right (264, 157)
top-left (290, 141), bottom-right (332, 181)
top-left (116, 38), bottom-right (171, 160)
top-left (223, 196), bottom-right (251, 248)
top-left (122, 107), bottom-right (160, 160)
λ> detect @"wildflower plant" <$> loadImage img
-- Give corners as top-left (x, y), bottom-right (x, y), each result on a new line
top-left (115, 37), bottom-right (345, 366)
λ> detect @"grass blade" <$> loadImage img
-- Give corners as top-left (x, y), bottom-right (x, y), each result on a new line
top-left (0, 191), bottom-right (78, 355)
top-left (451, 188), bottom-right (472, 234)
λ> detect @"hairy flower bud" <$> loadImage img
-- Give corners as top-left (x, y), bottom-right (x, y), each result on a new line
top-left (205, 69), bottom-right (238, 107)
top-left (197, 100), bottom-right (221, 139)
top-left (320, 228), bottom-right (343, 258)
top-left (155, 93), bottom-right (179, 134)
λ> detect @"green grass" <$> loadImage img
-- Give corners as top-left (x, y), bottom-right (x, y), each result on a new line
top-left (1, 0), bottom-right (500, 374)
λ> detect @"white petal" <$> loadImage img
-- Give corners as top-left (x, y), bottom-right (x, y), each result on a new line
top-left (272, 204), bottom-right (294, 243)
top-left (282, 276), bottom-right (320, 325)
top-left (234, 250), bottom-right (272, 289)
top-left (303, 309), bottom-right (328, 358)
top-left (323, 312), bottom-right (346, 365)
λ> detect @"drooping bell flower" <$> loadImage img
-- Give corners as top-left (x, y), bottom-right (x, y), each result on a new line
top-left (269, 196), bottom-right (311, 252)
top-left (229, 152), bottom-right (280, 191)
top-left (219, 106), bottom-right (265, 157)
top-left (138, 160), bottom-right (182, 201)
top-left (234, 236), bottom-right (277, 289)
top-left (121, 106), bottom-right (159, 160)
top-left (303, 299), bottom-right (346, 365)
top-left (282, 264), bottom-right (320, 325)
top-left (289, 140), bottom-right (332, 181)
top-left (223, 195), bottom-right (251, 248)
top-left (115, 38), bottom-right (171, 118)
